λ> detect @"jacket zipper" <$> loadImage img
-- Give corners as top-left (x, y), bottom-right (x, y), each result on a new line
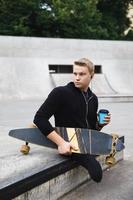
top-left (82, 92), bottom-right (93, 128)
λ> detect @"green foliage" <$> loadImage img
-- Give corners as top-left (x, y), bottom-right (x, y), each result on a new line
top-left (31, 0), bottom-right (106, 38)
top-left (0, 0), bottom-right (42, 35)
top-left (0, 0), bottom-right (133, 40)
top-left (97, 0), bottom-right (133, 40)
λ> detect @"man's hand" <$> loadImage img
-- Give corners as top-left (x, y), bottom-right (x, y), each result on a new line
top-left (58, 141), bottom-right (78, 155)
top-left (98, 113), bottom-right (111, 130)
top-left (47, 130), bottom-right (78, 155)
top-left (103, 113), bottom-right (111, 125)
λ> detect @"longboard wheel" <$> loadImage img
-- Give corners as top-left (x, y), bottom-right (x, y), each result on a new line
top-left (111, 133), bottom-right (119, 141)
top-left (105, 156), bottom-right (116, 166)
top-left (20, 144), bottom-right (30, 155)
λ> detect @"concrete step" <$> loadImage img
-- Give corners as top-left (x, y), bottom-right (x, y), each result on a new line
top-left (0, 150), bottom-right (124, 200)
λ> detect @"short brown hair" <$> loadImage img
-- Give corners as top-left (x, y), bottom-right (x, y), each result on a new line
top-left (74, 58), bottom-right (95, 76)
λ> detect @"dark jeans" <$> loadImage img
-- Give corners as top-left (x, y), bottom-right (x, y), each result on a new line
top-left (71, 153), bottom-right (102, 183)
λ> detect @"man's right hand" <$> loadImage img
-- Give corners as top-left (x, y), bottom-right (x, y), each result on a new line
top-left (47, 130), bottom-right (78, 155)
top-left (58, 141), bottom-right (78, 155)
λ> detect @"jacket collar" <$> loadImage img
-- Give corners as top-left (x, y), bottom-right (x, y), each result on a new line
top-left (67, 82), bottom-right (93, 96)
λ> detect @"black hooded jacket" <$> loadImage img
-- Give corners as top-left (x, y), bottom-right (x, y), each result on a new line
top-left (34, 82), bottom-right (98, 136)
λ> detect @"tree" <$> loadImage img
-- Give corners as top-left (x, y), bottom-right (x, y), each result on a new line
top-left (39, 0), bottom-right (108, 39)
top-left (0, 0), bottom-right (42, 36)
top-left (0, 0), bottom-right (133, 40)
top-left (0, 0), bottom-right (107, 38)
top-left (97, 0), bottom-right (133, 40)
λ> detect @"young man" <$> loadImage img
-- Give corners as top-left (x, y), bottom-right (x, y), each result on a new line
top-left (33, 58), bottom-right (111, 182)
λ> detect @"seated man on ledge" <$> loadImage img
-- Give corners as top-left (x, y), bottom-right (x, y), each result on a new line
top-left (33, 58), bottom-right (111, 183)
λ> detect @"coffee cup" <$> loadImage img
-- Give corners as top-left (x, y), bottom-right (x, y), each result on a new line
top-left (98, 109), bottom-right (109, 124)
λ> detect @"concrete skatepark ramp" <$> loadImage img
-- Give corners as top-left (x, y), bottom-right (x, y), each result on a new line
top-left (90, 74), bottom-right (116, 95)
top-left (50, 73), bottom-right (116, 95)
top-left (103, 62), bottom-right (133, 94)
top-left (0, 36), bottom-right (133, 100)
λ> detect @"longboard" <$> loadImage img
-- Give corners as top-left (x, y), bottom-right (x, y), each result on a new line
top-left (9, 127), bottom-right (125, 156)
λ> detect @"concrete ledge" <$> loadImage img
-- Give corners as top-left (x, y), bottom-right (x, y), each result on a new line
top-left (0, 148), bottom-right (124, 200)
top-left (12, 152), bottom-right (124, 200)
top-left (0, 157), bottom-right (77, 200)
top-left (98, 95), bottom-right (133, 102)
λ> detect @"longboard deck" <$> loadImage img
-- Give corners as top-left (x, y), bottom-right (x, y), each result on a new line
top-left (9, 127), bottom-right (125, 155)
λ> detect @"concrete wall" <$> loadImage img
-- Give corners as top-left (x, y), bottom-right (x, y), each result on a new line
top-left (0, 36), bottom-right (133, 100)
top-left (0, 57), bottom-right (53, 100)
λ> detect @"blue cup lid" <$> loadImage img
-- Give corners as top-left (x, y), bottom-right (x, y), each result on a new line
top-left (98, 109), bottom-right (109, 114)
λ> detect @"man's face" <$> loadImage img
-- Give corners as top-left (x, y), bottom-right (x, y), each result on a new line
top-left (73, 65), bottom-right (92, 91)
